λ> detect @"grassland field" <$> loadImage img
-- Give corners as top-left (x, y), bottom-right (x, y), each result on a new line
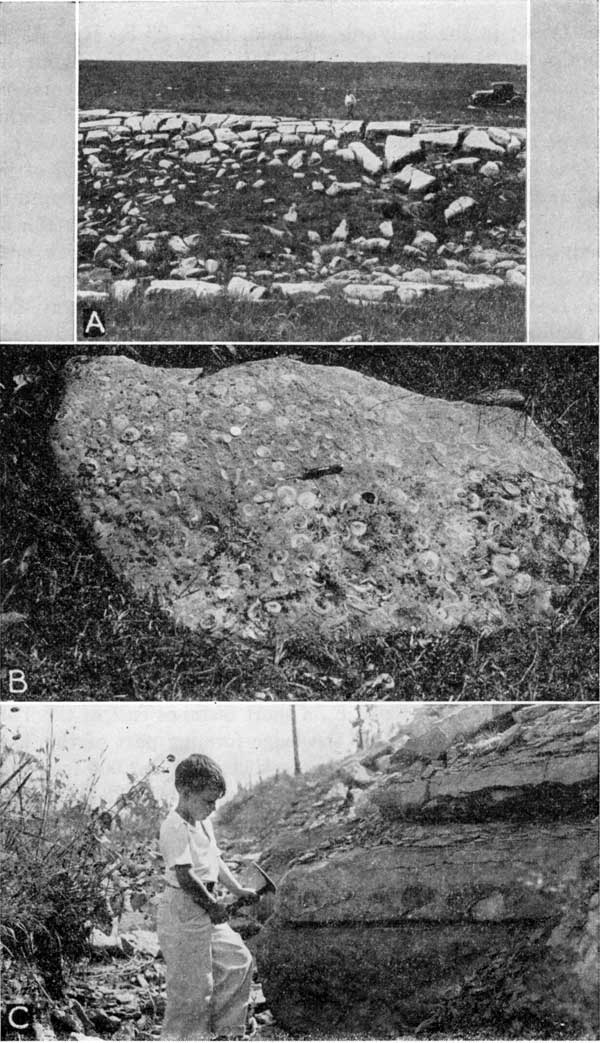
top-left (80, 60), bottom-right (527, 126)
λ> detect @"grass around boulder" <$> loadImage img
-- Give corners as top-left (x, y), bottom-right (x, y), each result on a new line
top-left (1, 345), bottom-right (596, 701)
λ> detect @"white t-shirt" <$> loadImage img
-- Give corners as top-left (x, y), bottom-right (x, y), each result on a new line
top-left (160, 808), bottom-right (221, 887)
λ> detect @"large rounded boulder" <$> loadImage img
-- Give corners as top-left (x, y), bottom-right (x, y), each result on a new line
top-left (51, 356), bottom-right (589, 640)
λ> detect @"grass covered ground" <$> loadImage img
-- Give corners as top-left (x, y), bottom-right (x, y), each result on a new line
top-left (79, 60), bottom-right (527, 125)
top-left (79, 288), bottom-right (526, 343)
top-left (1, 345), bottom-right (596, 702)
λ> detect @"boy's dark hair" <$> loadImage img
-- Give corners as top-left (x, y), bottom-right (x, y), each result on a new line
top-left (175, 754), bottom-right (226, 796)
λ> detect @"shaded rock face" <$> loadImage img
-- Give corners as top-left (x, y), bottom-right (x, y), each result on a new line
top-left (259, 922), bottom-right (537, 1038)
top-left (254, 705), bottom-right (599, 1038)
top-left (51, 356), bottom-right (588, 640)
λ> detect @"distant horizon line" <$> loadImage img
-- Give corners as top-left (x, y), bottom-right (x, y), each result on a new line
top-left (80, 57), bottom-right (526, 66)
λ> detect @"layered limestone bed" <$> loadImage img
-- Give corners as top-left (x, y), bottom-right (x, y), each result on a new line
top-left (78, 110), bottom-right (526, 308)
top-left (250, 704), bottom-right (599, 1038)
top-left (50, 356), bottom-right (589, 640)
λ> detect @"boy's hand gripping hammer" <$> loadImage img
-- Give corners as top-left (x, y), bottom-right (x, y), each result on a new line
top-left (228, 862), bottom-right (277, 914)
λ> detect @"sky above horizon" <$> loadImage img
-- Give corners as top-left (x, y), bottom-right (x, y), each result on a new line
top-left (1, 702), bottom-right (417, 806)
top-left (79, 0), bottom-right (527, 64)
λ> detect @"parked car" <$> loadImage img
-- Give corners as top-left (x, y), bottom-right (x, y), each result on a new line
top-left (470, 81), bottom-right (525, 107)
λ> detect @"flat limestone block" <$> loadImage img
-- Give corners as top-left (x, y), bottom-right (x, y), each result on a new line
top-left (144, 279), bottom-right (222, 300)
top-left (384, 135), bottom-right (424, 170)
top-left (372, 703), bottom-right (599, 816)
top-left (347, 141), bottom-right (383, 176)
top-left (268, 822), bottom-right (598, 925)
top-left (51, 357), bottom-right (588, 642)
top-left (365, 120), bottom-right (415, 137)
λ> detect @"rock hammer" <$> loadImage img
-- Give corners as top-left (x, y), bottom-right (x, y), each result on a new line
top-left (228, 862), bottom-right (277, 914)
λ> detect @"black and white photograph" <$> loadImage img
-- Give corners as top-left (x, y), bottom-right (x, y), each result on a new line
top-left (1, 2), bottom-right (598, 1041)
top-left (1, 344), bottom-right (596, 701)
top-left (77, 0), bottom-right (527, 343)
top-left (1, 700), bottom-right (598, 1040)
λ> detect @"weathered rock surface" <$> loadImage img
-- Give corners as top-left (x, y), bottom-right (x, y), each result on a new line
top-left (254, 704), bottom-right (599, 1038)
top-left (272, 824), bottom-right (596, 926)
top-left (364, 702), bottom-right (599, 818)
top-left (51, 356), bottom-right (589, 641)
top-left (78, 109), bottom-right (526, 312)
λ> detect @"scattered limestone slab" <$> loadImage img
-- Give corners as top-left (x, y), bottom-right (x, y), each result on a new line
top-left (183, 149), bottom-right (213, 166)
top-left (384, 135), bottom-right (424, 171)
top-left (344, 284), bottom-right (397, 303)
top-left (341, 120), bottom-right (364, 135)
top-left (112, 279), bottom-right (138, 303)
top-left (505, 268), bottom-right (526, 288)
top-left (408, 169), bottom-right (437, 195)
top-left (412, 231), bottom-right (438, 251)
top-left (417, 129), bottom-right (460, 149)
top-left (451, 157), bottom-right (480, 172)
top-left (459, 273), bottom-right (505, 290)
top-left (86, 129), bottom-right (111, 145)
top-left (78, 109), bottom-right (527, 316)
top-left (445, 196), bottom-right (476, 222)
top-left (77, 289), bottom-right (109, 304)
top-left (187, 128), bottom-right (215, 146)
top-left (80, 117), bottom-right (124, 131)
top-left (487, 126), bottom-right (512, 147)
top-left (462, 129), bottom-right (505, 155)
top-left (480, 160), bottom-right (501, 178)
top-left (366, 120), bottom-right (415, 138)
top-left (348, 141), bottom-right (383, 176)
top-left (326, 180), bottom-right (363, 196)
top-left (145, 279), bottom-right (222, 300)
top-left (80, 109), bottom-right (111, 121)
top-left (396, 284), bottom-right (437, 302)
top-left (227, 276), bottom-right (268, 300)
top-left (273, 282), bottom-right (328, 297)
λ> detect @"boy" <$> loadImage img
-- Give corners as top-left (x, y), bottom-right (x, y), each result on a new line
top-left (158, 754), bottom-right (258, 1040)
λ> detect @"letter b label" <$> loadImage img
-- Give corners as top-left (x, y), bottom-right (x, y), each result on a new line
top-left (9, 670), bottom-right (28, 694)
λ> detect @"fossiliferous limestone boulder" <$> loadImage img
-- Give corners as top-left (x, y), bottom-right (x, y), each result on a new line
top-left (51, 356), bottom-right (589, 641)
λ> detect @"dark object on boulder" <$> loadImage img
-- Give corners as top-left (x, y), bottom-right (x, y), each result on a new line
top-left (466, 387), bottom-right (526, 408)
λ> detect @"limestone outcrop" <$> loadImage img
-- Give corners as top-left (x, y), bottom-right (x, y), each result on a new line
top-left (50, 356), bottom-right (589, 640)
top-left (78, 110), bottom-right (526, 311)
top-left (254, 704), bottom-right (599, 1038)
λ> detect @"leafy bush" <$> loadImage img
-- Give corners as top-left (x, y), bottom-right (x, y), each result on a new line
top-left (0, 727), bottom-right (169, 999)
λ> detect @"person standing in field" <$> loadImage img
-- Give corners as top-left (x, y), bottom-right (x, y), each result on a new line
top-left (157, 754), bottom-right (258, 1040)
top-left (344, 91), bottom-right (357, 118)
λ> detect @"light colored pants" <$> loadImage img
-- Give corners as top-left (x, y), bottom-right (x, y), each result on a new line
top-left (157, 888), bottom-right (253, 1040)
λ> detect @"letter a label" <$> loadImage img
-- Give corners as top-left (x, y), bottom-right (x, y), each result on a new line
top-left (82, 306), bottom-right (106, 338)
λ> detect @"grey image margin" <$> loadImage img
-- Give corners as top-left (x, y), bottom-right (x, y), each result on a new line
top-left (0, 0), bottom-right (598, 342)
